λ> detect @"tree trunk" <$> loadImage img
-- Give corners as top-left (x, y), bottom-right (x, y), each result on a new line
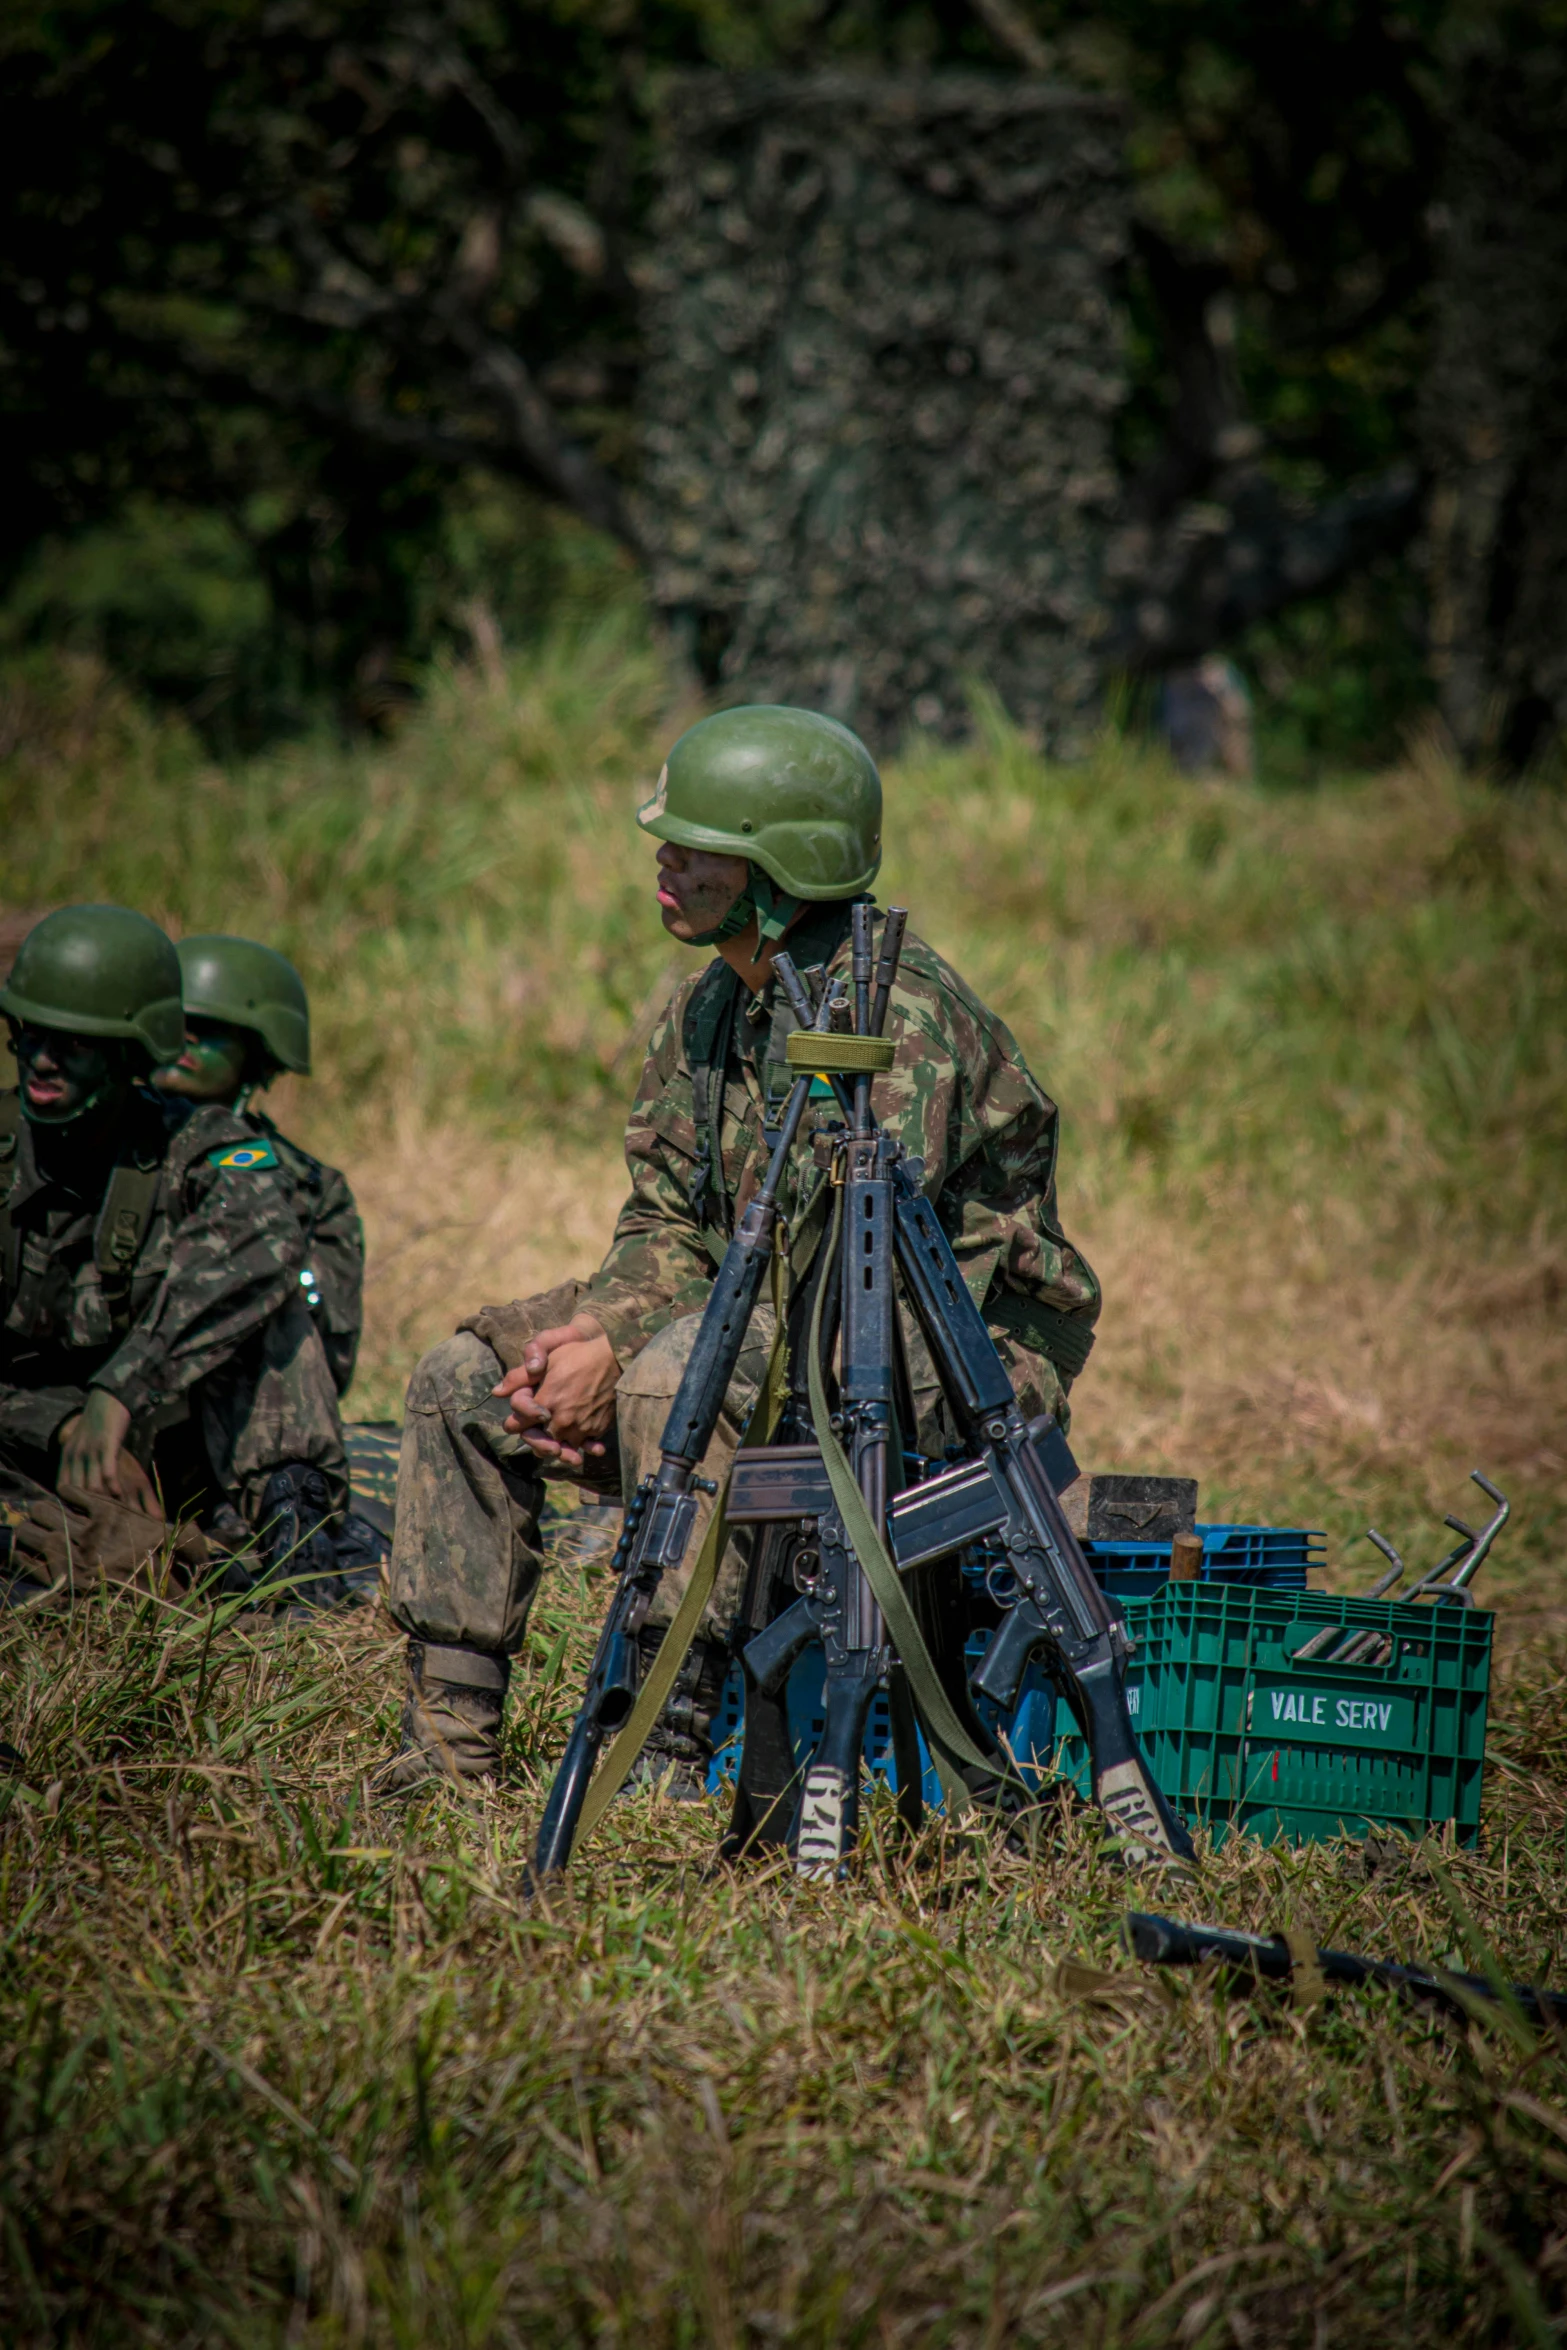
top-left (1422, 20), bottom-right (1567, 771)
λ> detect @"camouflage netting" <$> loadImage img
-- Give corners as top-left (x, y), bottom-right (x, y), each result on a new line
top-left (634, 74), bottom-right (1128, 754)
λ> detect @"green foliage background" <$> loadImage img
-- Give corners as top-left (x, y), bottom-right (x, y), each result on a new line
top-left (0, 0), bottom-right (1487, 757)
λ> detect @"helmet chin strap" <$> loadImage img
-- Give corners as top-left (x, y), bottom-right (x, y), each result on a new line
top-left (688, 866), bottom-right (804, 950)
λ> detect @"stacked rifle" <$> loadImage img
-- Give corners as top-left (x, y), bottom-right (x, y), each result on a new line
top-left (533, 906), bottom-right (1193, 1884)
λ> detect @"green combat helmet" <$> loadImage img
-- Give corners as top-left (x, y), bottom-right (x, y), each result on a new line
top-left (0, 905), bottom-right (185, 1065)
top-left (177, 936), bottom-right (311, 1075)
top-left (638, 705), bottom-right (881, 943)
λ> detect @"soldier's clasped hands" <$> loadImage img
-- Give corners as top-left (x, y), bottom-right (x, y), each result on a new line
top-left (494, 1313), bottom-right (620, 1473)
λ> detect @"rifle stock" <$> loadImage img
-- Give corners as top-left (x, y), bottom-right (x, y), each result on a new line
top-left (889, 1166), bottom-right (1193, 1867)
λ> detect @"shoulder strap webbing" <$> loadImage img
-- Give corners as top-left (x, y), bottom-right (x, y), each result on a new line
top-left (93, 1160), bottom-right (163, 1327)
top-left (760, 978), bottom-right (812, 1144)
top-left (0, 1093), bottom-right (22, 1299)
top-left (683, 962), bottom-right (739, 1242)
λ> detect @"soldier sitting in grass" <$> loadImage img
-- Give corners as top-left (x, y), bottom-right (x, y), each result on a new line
top-left (0, 905), bottom-right (349, 1607)
top-left (376, 705), bottom-right (1103, 1799)
top-left (152, 935), bottom-right (365, 1399)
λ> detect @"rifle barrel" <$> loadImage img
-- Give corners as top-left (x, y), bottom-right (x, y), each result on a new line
top-left (871, 907), bottom-right (907, 1039)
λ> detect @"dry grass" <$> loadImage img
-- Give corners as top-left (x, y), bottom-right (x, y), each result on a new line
top-left (340, 1119), bottom-right (628, 1423)
top-left (2, 1585), bottom-right (1566, 2347)
top-left (332, 1122), bottom-right (1567, 1643)
top-left (2, 635), bottom-right (1566, 2343)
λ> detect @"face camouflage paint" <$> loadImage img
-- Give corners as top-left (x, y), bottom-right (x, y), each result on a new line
top-left (153, 1017), bottom-right (252, 1105)
top-left (10, 1025), bottom-right (124, 1126)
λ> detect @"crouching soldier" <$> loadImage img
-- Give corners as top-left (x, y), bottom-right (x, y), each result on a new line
top-left (0, 905), bottom-right (348, 1606)
top-left (152, 934), bottom-right (365, 1396)
top-left (375, 705), bottom-right (1101, 1798)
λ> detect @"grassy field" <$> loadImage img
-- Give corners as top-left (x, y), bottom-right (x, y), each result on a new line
top-left (2, 633), bottom-right (1565, 2344)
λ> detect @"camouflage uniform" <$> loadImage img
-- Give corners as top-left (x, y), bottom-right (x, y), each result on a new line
top-left (388, 900), bottom-right (1098, 1656)
top-left (234, 1111), bottom-right (362, 1397)
top-left (0, 1085), bottom-right (348, 1586)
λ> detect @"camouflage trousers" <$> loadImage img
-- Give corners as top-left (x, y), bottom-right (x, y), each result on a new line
top-left (0, 1300), bottom-right (348, 1597)
top-left (387, 1309), bottom-right (778, 1658)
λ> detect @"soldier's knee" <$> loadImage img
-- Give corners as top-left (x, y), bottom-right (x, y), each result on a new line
top-left (405, 1330), bottom-right (504, 1419)
top-left (614, 1314), bottom-right (700, 1403)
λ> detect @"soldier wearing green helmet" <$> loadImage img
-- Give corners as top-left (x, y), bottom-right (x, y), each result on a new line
top-left (153, 935), bottom-right (365, 1397)
top-left (375, 704), bottom-right (1102, 1800)
top-left (0, 905), bottom-right (350, 1611)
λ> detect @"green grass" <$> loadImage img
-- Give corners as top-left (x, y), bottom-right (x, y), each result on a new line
top-left (2, 631), bottom-right (1566, 2343)
top-left (2, 1578), bottom-right (1566, 2347)
top-left (4, 639), bottom-right (1564, 1226)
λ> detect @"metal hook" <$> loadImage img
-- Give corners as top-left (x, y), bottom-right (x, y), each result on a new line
top-left (1439, 1473), bottom-right (1509, 1597)
top-left (1291, 1529), bottom-right (1403, 1657)
top-left (1406, 1471), bottom-right (1509, 1603)
top-left (1361, 1529), bottom-right (1405, 1598)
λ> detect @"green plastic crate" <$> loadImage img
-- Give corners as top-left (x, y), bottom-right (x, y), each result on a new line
top-left (1046, 1585), bottom-right (1493, 1849)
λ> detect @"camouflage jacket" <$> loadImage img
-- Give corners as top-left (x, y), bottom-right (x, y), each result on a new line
top-left (584, 901), bottom-right (1100, 1418)
top-left (0, 1087), bottom-right (307, 1457)
top-left (242, 1111), bottom-right (363, 1397)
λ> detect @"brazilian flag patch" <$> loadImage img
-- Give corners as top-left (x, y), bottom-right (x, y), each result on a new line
top-left (207, 1140), bottom-right (279, 1172)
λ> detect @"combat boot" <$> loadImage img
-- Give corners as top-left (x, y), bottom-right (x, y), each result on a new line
top-left (258, 1462), bottom-right (351, 1610)
top-left (630, 1627), bottom-right (731, 1801)
top-left (371, 1641), bottom-right (510, 1799)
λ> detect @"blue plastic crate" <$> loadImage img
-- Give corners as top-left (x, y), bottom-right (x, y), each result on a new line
top-left (1082, 1521), bottom-right (1323, 1602)
top-left (707, 1636), bottom-right (1060, 1807)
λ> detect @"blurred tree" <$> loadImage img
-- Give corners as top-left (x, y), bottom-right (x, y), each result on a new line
top-left (1421, 8), bottom-right (1567, 770)
top-left (0, 0), bottom-right (683, 724)
top-left (963, 0), bottom-right (1439, 682)
top-left (0, 0), bottom-right (1548, 760)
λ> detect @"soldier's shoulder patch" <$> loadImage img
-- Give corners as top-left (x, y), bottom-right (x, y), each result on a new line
top-left (206, 1139), bottom-right (280, 1172)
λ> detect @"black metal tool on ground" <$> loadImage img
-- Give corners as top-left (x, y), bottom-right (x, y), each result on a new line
top-left (1125, 1911), bottom-right (1567, 2031)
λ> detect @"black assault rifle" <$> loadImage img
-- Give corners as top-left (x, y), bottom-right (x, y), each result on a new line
top-left (1126, 1912), bottom-right (1567, 2031)
top-left (734, 917), bottom-right (1193, 1873)
top-left (536, 903), bottom-right (1192, 1879)
top-left (736, 906), bottom-right (925, 1872)
top-left (530, 964), bottom-right (845, 1878)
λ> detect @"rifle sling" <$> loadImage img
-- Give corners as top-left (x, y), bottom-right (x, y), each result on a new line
top-left (572, 1248), bottom-right (791, 1847)
top-left (0, 1091), bottom-right (21, 1300)
top-left (804, 1185), bottom-right (1031, 1814)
